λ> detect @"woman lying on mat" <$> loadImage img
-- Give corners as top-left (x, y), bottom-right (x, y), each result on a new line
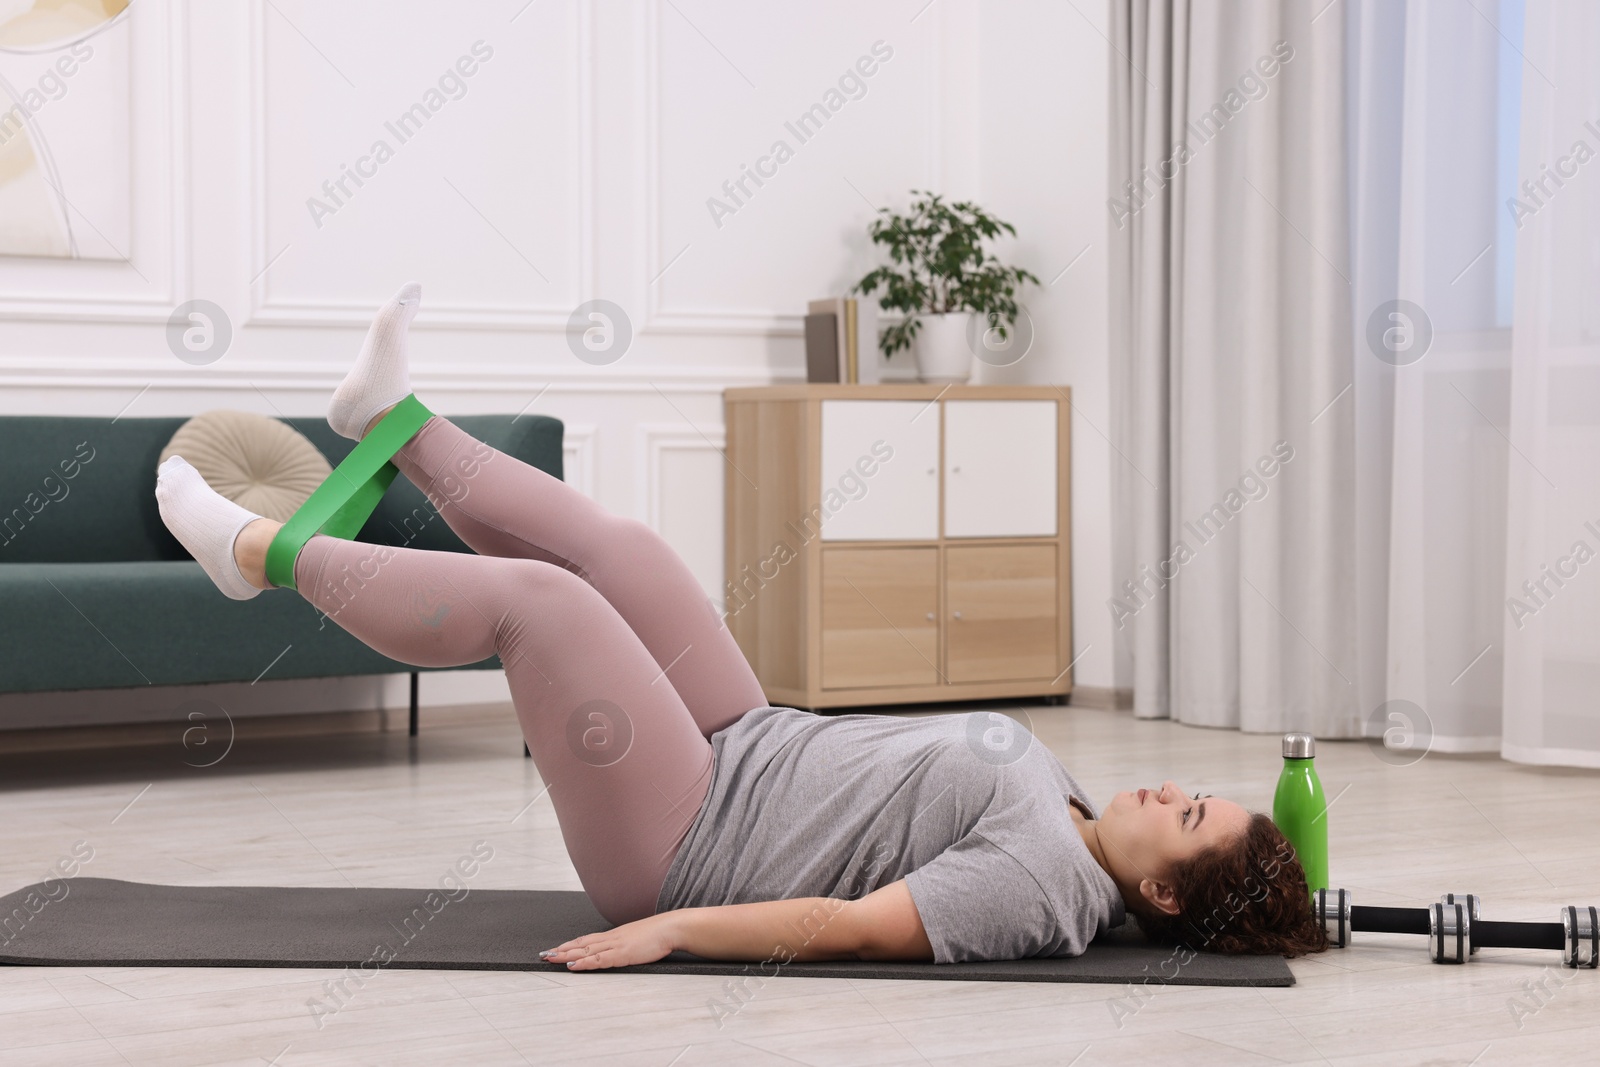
top-left (155, 283), bottom-right (1328, 970)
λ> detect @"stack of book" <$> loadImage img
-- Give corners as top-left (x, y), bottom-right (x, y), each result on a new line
top-left (805, 297), bottom-right (880, 384)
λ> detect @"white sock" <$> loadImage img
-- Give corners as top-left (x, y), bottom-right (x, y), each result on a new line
top-left (155, 456), bottom-right (264, 601)
top-left (328, 281), bottom-right (421, 440)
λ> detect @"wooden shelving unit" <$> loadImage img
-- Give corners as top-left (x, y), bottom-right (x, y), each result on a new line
top-left (723, 384), bottom-right (1072, 710)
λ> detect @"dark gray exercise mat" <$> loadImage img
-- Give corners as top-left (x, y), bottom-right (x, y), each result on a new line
top-left (0, 877), bottom-right (1292, 986)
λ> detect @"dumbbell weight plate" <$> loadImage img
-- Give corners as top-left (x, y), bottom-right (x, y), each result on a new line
top-left (1428, 901), bottom-right (1469, 964)
top-left (1441, 893), bottom-right (1480, 955)
top-left (1316, 888), bottom-right (1351, 948)
top-left (1561, 905), bottom-right (1598, 968)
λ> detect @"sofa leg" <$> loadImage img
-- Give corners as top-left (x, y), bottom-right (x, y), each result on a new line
top-left (409, 672), bottom-right (419, 738)
top-left (523, 742), bottom-right (531, 759)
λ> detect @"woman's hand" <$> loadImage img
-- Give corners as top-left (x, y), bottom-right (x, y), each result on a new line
top-left (541, 883), bottom-right (931, 972)
top-left (541, 912), bottom-right (679, 971)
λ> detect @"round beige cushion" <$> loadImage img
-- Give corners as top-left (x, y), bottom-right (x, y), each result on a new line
top-left (158, 410), bottom-right (332, 523)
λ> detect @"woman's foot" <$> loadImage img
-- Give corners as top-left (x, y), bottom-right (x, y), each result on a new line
top-left (232, 515), bottom-right (283, 591)
top-left (154, 457), bottom-right (280, 598)
top-left (328, 281), bottom-right (421, 441)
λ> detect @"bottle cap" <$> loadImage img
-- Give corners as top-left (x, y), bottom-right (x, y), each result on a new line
top-left (1283, 731), bottom-right (1316, 759)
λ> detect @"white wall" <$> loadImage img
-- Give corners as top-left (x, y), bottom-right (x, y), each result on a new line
top-left (0, 0), bottom-right (1114, 725)
top-left (974, 0), bottom-right (1116, 694)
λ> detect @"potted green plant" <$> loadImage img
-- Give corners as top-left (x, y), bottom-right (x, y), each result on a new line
top-left (853, 190), bottom-right (1039, 382)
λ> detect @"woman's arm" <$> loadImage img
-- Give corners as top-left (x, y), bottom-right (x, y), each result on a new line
top-left (541, 879), bottom-right (934, 971)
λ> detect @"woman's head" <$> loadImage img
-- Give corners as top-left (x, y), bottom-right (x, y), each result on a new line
top-left (1094, 781), bottom-right (1328, 957)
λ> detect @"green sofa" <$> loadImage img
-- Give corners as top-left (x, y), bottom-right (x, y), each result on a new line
top-left (0, 412), bottom-right (564, 733)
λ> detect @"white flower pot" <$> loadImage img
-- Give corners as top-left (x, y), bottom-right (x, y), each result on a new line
top-left (913, 312), bottom-right (976, 383)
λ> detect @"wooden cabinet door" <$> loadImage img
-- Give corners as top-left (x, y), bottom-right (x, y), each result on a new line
top-left (819, 400), bottom-right (940, 541)
top-left (946, 544), bottom-right (1057, 683)
top-left (943, 399), bottom-right (1057, 537)
top-left (821, 547), bottom-right (940, 689)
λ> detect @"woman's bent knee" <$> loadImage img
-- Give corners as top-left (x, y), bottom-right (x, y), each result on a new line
top-left (501, 555), bottom-right (603, 606)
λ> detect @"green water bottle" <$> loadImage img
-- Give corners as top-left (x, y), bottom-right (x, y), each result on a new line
top-left (1272, 731), bottom-right (1328, 898)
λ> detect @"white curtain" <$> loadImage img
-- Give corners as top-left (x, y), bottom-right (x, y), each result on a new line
top-left (1367, 0), bottom-right (1600, 767)
top-left (1501, 0), bottom-right (1600, 765)
top-left (1111, 0), bottom-right (1600, 767)
top-left (1109, 1), bottom-right (1361, 738)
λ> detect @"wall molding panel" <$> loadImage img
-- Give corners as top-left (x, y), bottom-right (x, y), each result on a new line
top-left (0, 357), bottom-right (802, 394)
top-left (560, 421), bottom-right (598, 499)
top-left (633, 421), bottom-right (725, 530)
top-left (0, 0), bottom-right (190, 323)
top-left (243, 0), bottom-right (595, 330)
top-left (636, 0), bottom-right (946, 339)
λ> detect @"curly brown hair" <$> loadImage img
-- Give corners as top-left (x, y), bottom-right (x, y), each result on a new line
top-left (1135, 812), bottom-right (1329, 958)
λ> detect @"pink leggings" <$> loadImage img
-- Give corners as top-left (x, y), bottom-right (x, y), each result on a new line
top-left (287, 415), bottom-right (768, 924)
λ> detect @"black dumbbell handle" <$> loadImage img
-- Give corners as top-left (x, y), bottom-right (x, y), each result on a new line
top-left (1350, 906), bottom-right (1565, 950)
top-left (1476, 919), bottom-right (1566, 951)
top-left (1351, 906), bottom-right (1428, 935)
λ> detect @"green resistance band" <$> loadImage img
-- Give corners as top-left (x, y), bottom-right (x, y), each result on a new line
top-left (264, 394), bottom-right (435, 591)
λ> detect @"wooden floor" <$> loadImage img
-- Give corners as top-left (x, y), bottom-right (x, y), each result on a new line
top-left (1, 699), bottom-right (1597, 1066)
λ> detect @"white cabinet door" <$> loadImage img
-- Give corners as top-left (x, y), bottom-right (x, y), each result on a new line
top-left (944, 399), bottom-right (1057, 538)
top-left (820, 400), bottom-right (940, 540)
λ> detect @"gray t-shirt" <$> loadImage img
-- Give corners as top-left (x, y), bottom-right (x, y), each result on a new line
top-left (655, 706), bottom-right (1127, 963)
